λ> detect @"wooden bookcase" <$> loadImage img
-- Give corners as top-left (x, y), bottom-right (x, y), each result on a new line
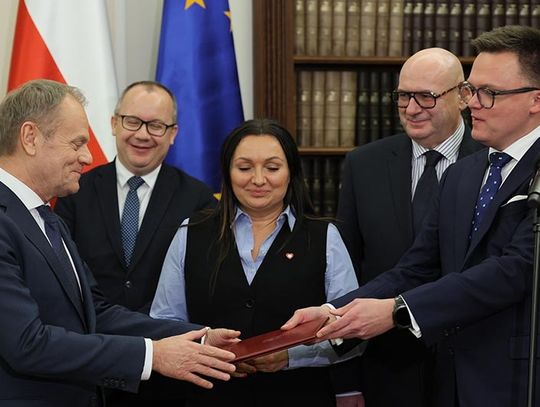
top-left (251, 0), bottom-right (512, 216)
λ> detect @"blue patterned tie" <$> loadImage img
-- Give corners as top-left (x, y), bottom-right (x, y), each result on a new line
top-left (470, 152), bottom-right (512, 237)
top-left (37, 205), bottom-right (81, 298)
top-left (412, 150), bottom-right (443, 235)
top-left (121, 176), bottom-right (144, 266)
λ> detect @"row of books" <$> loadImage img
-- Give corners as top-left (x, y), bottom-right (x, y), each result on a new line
top-left (302, 156), bottom-right (344, 217)
top-left (295, 0), bottom-right (540, 58)
top-left (296, 69), bottom-right (403, 148)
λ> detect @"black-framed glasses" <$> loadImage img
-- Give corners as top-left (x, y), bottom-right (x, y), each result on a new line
top-left (116, 114), bottom-right (176, 137)
top-left (458, 81), bottom-right (540, 109)
top-left (391, 85), bottom-right (459, 109)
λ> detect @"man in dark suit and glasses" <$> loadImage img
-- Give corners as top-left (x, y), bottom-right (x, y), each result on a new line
top-left (0, 79), bottom-right (238, 407)
top-left (55, 81), bottom-right (216, 405)
top-left (334, 48), bottom-right (482, 407)
top-left (286, 25), bottom-right (540, 407)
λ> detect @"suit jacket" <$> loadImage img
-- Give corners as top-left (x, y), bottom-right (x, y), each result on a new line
top-left (0, 181), bottom-right (200, 406)
top-left (334, 137), bottom-right (540, 407)
top-left (55, 161), bottom-right (216, 313)
top-left (335, 128), bottom-right (482, 405)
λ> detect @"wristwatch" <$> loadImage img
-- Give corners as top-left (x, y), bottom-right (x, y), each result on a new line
top-left (392, 295), bottom-right (412, 329)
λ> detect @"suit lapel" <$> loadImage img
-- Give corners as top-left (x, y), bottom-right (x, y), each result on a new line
top-left (467, 138), bottom-right (540, 257)
top-left (0, 186), bottom-right (87, 325)
top-left (95, 163), bottom-right (125, 267)
top-left (129, 165), bottom-right (176, 269)
top-left (387, 136), bottom-right (414, 241)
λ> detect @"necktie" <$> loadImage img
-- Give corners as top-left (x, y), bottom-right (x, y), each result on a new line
top-left (412, 150), bottom-right (443, 235)
top-left (470, 152), bottom-right (512, 237)
top-left (121, 176), bottom-right (144, 266)
top-left (37, 205), bottom-right (81, 297)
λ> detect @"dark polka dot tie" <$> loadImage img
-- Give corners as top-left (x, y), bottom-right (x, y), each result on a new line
top-left (121, 176), bottom-right (144, 266)
top-left (412, 150), bottom-right (443, 235)
top-left (470, 152), bottom-right (512, 238)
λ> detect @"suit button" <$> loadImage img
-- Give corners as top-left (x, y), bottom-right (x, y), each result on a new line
top-left (125, 280), bottom-right (132, 289)
top-left (245, 299), bottom-right (255, 309)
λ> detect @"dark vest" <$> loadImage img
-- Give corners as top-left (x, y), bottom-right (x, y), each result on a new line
top-left (184, 213), bottom-right (336, 407)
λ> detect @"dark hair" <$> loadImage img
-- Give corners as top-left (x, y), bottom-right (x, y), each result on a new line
top-left (114, 80), bottom-right (178, 122)
top-left (201, 118), bottom-right (314, 293)
top-left (471, 25), bottom-right (540, 87)
top-left (0, 79), bottom-right (86, 156)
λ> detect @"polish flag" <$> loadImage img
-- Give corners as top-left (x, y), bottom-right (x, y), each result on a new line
top-left (8, 0), bottom-right (118, 169)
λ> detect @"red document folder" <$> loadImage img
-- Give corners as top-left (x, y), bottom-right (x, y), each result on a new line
top-left (224, 316), bottom-right (329, 363)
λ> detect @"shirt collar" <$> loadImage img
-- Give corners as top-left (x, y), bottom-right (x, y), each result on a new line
top-left (115, 158), bottom-right (161, 189)
top-left (412, 118), bottom-right (465, 160)
top-left (488, 124), bottom-right (540, 162)
top-left (232, 205), bottom-right (296, 230)
top-left (0, 167), bottom-right (46, 210)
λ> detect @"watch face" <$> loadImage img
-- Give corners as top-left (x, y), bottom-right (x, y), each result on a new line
top-left (395, 306), bottom-right (411, 328)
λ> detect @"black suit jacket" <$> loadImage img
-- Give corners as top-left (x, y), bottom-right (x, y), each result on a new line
top-left (55, 161), bottom-right (216, 313)
top-left (335, 128), bottom-right (482, 405)
top-left (334, 137), bottom-right (540, 407)
top-left (0, 181), bottom-right (200, 406)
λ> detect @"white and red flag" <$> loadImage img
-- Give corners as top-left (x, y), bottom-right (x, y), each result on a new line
top-left (8, 0), bottom-right (118, 169)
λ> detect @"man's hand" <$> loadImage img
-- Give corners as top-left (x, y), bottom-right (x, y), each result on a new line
top-left (205, 328), bottom-right (241, 348)
top-left (281, 305), bottom-right (333, 331)
top-left (317, 298), bottom-right (395, 340)
top-left (152, 328), bottom-right (236, 389)
top-left (244, 350), bottom-right (288, 373)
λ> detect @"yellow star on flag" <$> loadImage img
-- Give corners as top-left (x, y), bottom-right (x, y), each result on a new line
top-left (224, 10), bottom-right (232, 31)
top-left (184, 0), bottom-right (206, 10)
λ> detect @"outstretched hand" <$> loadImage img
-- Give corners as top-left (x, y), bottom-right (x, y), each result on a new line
top-left (152, 328), bottom-right (237, 389)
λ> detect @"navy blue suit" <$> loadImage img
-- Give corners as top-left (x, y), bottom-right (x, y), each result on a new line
top-left (0, 181), bottom-right (200, 406)
top-left (334, 138), bottom-right (540, 406)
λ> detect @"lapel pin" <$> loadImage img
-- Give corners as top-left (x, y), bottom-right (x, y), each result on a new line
top-left (285, 252), bottom-right (294, 260)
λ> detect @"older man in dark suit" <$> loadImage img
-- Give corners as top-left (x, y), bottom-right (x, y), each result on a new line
top-left (286, 26), bottom-right (540, 407)
top-left (335, 48), bottom-right (482, 406)
top-left (0, 79), bottom-right (237, 407)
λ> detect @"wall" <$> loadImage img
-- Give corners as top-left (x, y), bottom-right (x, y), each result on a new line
top-left (0, 0), bottom-right (253, 118)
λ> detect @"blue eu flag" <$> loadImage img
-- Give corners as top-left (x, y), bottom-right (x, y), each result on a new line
top-left (156, 0), bottom-right (244, 191)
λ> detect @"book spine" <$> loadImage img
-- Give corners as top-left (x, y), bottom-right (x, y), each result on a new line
top-left (318, 0), bottom-right (333, 56)
top-left (360, 0), bottom-right (377, 56)
top-left (311, 158), bottom-right (322, 215)
top-left (332, 0), bottom-right (347, 56)
top-left (411, 0), bottom-right (425, 54)
top-left (533, 0), bottom-right (540, 29)
top-left (402, 1), bottom-right (414, 56)
top-left (324, 71), bottom-right (341, 147)
top-left (448, 1), bottom-right (462, 56)
top-left (388, 0), bottom-right (404, 57)
top-left (322, 157), bottom-right (338, 217)
top-left (491, 0), bottom-right (506, 29)
top-left (376, 0), bottom-right (391, 56)
top-left (369, 71), bottom-right (381, 143)
top-left (434, 0), bottom-right (449, 49)
top-left (311, 71), bottom-right (326, 147)
top-left (505, 1), bottom-right (519, 25)
top-left (356, 72), bottom-right (370, 145)
top-left (462, 1), bottom-right (476, 57)
top-left (392, 71), bottom-right (403, 134)
top-left (518, 0), bottom-right (531, 26)
top-left (305, 0), bottom-right (319, 55)
top-left (475, 0), bottom-right (491, 37)
top-left (380, 71), bottom-right (393, 139)
top-left (295, 0), bottom-right (306, 55)
top-left (423, 1), bottom-right (435, 48)
top-left (296, 70), bottom-right (313, 147)
top-left (339, 71), bottom-right (358, 147)
top-left (301, 157), bottom-right (313, 212)
top-left (345, 0), bottom-right (362, 56)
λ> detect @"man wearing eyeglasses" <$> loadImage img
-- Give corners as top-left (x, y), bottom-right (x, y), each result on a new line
top-left (55, 81), bottom-right (216, 406)
top-left (286, 25), bottom-right (540, 407)
top-left (333, 48), bottom-right (482, 407)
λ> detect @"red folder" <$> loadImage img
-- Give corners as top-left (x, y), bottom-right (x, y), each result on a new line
top-left (224, 316), bottom-right (329, 363)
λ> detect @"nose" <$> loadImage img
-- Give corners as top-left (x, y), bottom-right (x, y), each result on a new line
top-left (135, 124), bottom-right (152, 139)
top-left (405, 96), bottom-right (423, 114)
top-left (252, 168), bottom-right (266, 185)
top-left (466, 91), bottom-right (482, 110)
top-left (80, 145), bottom-right (93, 166)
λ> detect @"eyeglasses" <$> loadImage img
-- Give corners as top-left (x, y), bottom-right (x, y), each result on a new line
top-left (392, 85), bottom-right (459, 109)
top-left (116, 114), bottom-right (176, 137)
top-left (458, 81), bottom-right (540, 109)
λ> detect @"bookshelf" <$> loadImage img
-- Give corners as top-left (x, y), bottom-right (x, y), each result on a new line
top-left (252, 0), bottom-right (540, 216)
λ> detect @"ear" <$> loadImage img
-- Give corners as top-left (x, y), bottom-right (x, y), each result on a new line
top-left (530, 91), bottom-right (540, 114)
top-left (169, 124), bottom-right (179, 146)
top-left (20, 122), bottom-right (39, 156)
top-left (111, 115), bottom-right (117, 136)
